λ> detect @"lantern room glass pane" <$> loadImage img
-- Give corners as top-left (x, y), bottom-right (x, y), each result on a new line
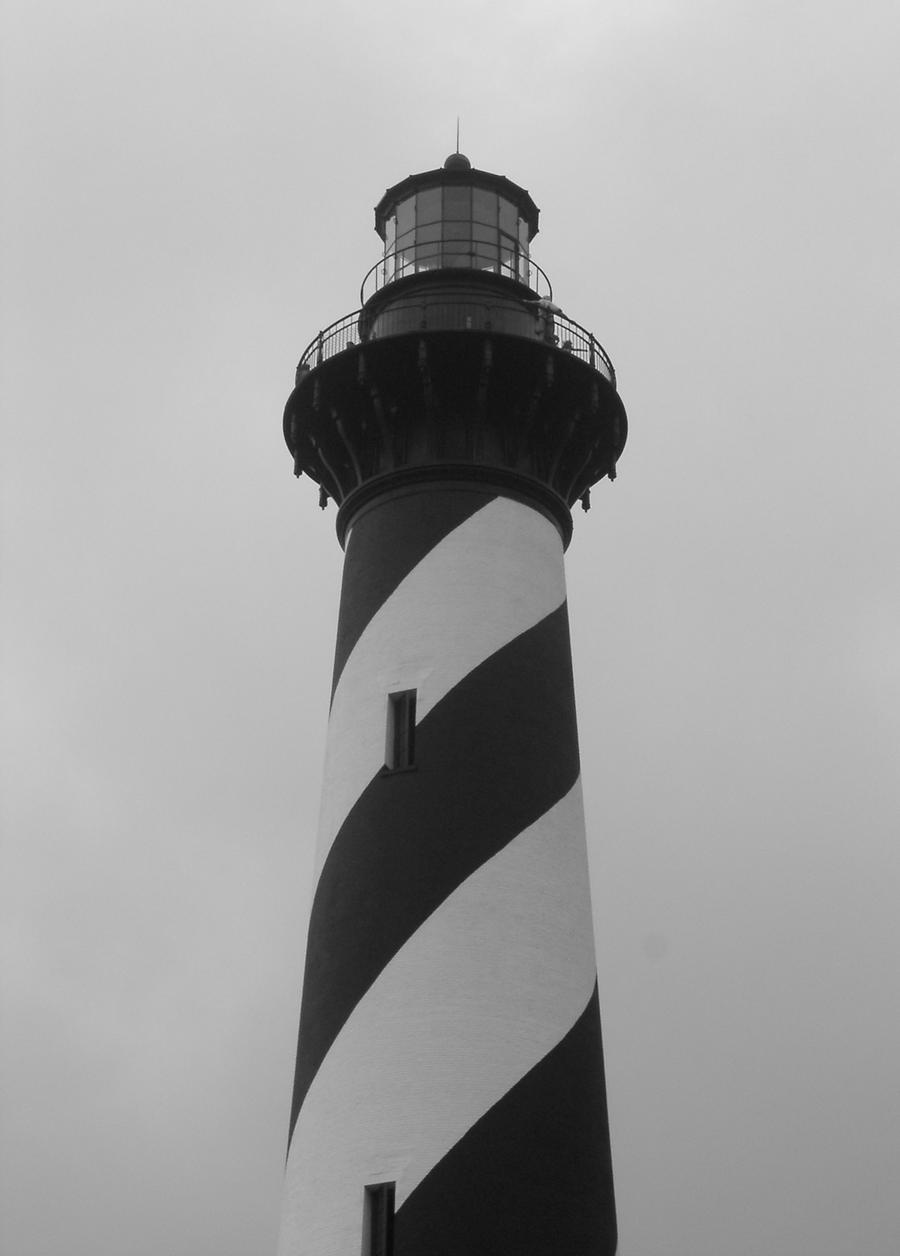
top-left (416, 186), bottom-right (441, 228)
top-left (417, 223), bottom-right (439, 266)
top-left (395, 194), bottom-right (416, 277)
top-left (473, 187), bottom-right (498, 227)
top-left (415, 247), bottom-right (440, 271)
top-left (498, 197), bottom-right (517, 237)
top-left (382, 215), bottom-right (397, 282)
top-left (444, 185), bottom-right (471, 220)
top-left (396, 239), bottom-right (416, 278)
top-left (396, 196), bottom-right (414, 242)
top-left (443, 239), bottom-right (469, 268)
top-left (474, 241), bottom-right (498, 271)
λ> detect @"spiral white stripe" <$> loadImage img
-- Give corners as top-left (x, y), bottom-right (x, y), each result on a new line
top-left (278, 779), bottom-right (597, 1256)
top-left (313, 496), bottom-right (565, 877)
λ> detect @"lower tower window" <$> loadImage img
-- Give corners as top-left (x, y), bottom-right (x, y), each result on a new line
top-left (364, 1181), bottom-right (395, 1256)
top-left (385, 689), bottom-right (416, 771)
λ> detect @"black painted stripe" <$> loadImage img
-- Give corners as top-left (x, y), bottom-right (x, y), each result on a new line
top-left (288, 598), bottom-right (580, 1144)
top-left (331, 488), bottom-right (496, 698)
top-left (394, 984), bottom-right (617, 1256)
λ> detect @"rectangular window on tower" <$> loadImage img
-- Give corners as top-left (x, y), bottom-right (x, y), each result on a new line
top-left (363, 1182), bottom-right (395, 1256)
top-left (384, 689), bottom-right (416, 772)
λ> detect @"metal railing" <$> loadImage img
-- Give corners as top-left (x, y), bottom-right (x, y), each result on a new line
top-left (296, 311), bottom-right (362, 372)
top-left (360, 246), bottom-right (554, 305)
top-left (295, 297), bottom-right (616, 387)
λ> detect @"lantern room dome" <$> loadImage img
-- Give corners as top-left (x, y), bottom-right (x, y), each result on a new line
top-left (443, 151), bottom-right (472, 170)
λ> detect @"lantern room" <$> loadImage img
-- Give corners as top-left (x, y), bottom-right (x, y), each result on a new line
top-left (363, 153), bottom-right (544, 300)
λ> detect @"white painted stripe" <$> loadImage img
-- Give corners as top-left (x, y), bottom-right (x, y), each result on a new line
top-left (278, 779), bottom-right (597, 1256)
top-left (313, 496), bottom-right (566, 877)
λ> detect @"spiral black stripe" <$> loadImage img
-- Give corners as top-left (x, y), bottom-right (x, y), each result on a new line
top-left (394, 984), bottom-right (617, 1256)
top-left (288, 597), bottom-right (579, 1143)
top-left (330, 489), bottom-right (495, 697)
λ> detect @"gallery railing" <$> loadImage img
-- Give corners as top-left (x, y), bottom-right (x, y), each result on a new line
top-left (295, 297), bottom-right (616, 389)
top-left (360, 246), bottom-right (554, 304)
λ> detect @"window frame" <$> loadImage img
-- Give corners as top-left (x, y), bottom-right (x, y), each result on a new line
top-left (363, 1182), bottom-right (395, 1256)
top-left (384, 689), bottom-right (417, 773)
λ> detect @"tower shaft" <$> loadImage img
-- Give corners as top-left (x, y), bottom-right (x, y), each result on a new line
top-left (278, 485), bottom-right (615, 1255)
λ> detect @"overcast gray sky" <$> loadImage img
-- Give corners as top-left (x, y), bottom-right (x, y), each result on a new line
top-left (3, 1), bottom-right (899, 1253)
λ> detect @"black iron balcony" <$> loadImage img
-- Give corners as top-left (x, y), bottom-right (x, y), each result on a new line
top-left (295, 292), bottom-right (617, 389)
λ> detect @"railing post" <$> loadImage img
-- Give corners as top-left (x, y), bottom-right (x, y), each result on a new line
top-left (316, 332), bottom-right (324, 366)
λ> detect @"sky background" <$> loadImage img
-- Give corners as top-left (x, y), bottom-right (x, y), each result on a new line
top-left (3, 1), bottom-right (899, 1253)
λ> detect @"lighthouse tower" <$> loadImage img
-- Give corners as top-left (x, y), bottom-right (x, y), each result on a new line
top-left (278, 153), bottom-right (627, 1256)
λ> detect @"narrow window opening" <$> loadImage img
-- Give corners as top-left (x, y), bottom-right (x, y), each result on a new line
top-left (385, 689), bottom-right (416, 771)
top-left (364, 1182), bottom-right (395, 1256)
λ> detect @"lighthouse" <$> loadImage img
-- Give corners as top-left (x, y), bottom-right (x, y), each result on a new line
top-left (277, 153), bottom-right (627, 1256)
